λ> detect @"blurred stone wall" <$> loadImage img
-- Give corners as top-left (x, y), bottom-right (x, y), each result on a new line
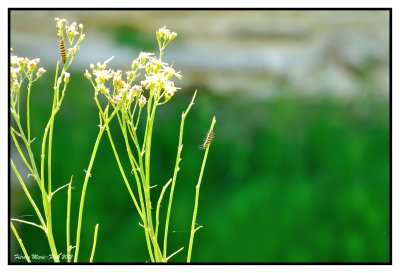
top-left (10, 10), bottom-right (389, 98)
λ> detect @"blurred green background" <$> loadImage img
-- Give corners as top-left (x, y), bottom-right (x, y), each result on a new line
top-left (10, 10), bottom-right (390, 263)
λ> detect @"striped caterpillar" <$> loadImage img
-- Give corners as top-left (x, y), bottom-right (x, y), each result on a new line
top-left (59, 39), bottom-right (66, 64)
top-left (200, 130), bottom-right (214, 150)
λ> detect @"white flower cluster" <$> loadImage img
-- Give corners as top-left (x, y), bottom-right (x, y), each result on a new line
top-left (85, 27), bottom-right (182, 110)
top-left (10, 52), bottom-right (46, 97)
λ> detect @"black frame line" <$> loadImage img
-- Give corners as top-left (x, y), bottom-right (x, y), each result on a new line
top-left (8, 7), bottom-right (392, 265)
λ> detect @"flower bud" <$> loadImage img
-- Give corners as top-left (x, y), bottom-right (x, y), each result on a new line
top-left (84, 69), bottom-right (92, 80)
top-left (64, 72), bottom-right (70, 84)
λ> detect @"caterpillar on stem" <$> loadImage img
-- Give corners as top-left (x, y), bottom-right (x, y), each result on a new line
top-left (200, 130), bottom-right (214, 150)
top-left (59, 39), bottom-right (66, 64)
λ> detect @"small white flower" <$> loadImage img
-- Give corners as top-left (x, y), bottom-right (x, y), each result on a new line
top-left (138, 95), bottom-right (147, 107)
top-left (130, 85), bottom-right (142, 97)
top-left (138, 52), bottom-right (155, 59)
top-left (11, 55), bottom-right (19, 66)
top-left (67, 22), bottom-right (79, 37)
top-left (141, 79), bottom-right (151, 90)
top-left (163, 66), bottom-right (182, 80)
top-left (164, 80), bottom-right (179, 94)
top-left (11, 67), bottom-right (21, 75)
top-left (36, 67), bottom-right (46, 78)
top-left (112, 95), bottom-right (122, 104)
top-left (113, 70), bottom-right (123, 90)
top-left (28, 58), bottom-right (40, 71)
top-left (94, 69), bottom-right (113, 84)
top-left (98, 84), bottom-right (110, 95)
top-left (10, 67), bottom-right (21, 81)
top-left (138, 52), bottom-right (155, 65)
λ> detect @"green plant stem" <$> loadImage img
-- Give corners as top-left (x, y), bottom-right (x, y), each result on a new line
top-left (46, 207), bottom-right (59, 262)
top-left (155, 179), bottom-right (172, 239)
top-left (125, 117), bottom-right (147, 198)
top-left (47, 117), bottom-right (54, 193)
top-left (105, 118), bottom-right (144, 220)
top-left (10, 222), bottom-right (31, 263)
top-left (187, 116), bottom-right (216, 263)
top-left (19, 71), bottom-right (62, 262)
top-left (10, 130), bottom-right (33, 176)
top-left (145, 104), bottom-right (165, 262)
top-left (10, 218), bottom-right (45, 231)
top-left (41, 75), bottom-right (67, 186)
top-left (11, 109), bottom-right (41, 187)
top-left (37, 70), bottom-right (69, 264)
top-left (120, 107), bottom-right (162, 261)
top-left (48, 62), bottom-right (59, 195)
top-left (105, 121), bottom-right (155, 262)
top-left (11, 98), bottom-right (59, 262)
top-left (163, 91), bottom-right (197, 259)
top-left (89, 224), bottom-right (99, 263)
top-left (116, 112), bottom-right (158, 262)
top-left (120, 113), bottom-right (145, 213)
top-left (66, 176), bottom-right (73, 263)
top-left (10, 160), bottom-right (46, 228)
top-left (74, 108), bottom-right (118, 262)
top-left (166, 246), bottom-right (184, 262)
top-left (26, 73), bottom-right (33, 141)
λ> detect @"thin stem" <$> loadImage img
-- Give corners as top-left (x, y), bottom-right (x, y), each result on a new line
top-left (141, 94), bottom-right (153, 154)
top-left (135, 105), bottom-right (142, 129)
top-left (125, 116), bottom-right (147, 187)
top-left (121, 113), bottom-right (146, 213)
top-left (45, 68), bottom-right (61, 257)
top-left (11, 111), bottom-right (41, 187)
top-left (26, 73), bottom-right (33, 141)
top-left (10, 128), bottom-right (33, 174)
top-left (89, 224), bottom-right (99, 263)
top-left (163, 91), bottom-right (197, 259)
top-left (37, 72), bottom-right (69, 264)
top-left (74, 108), bottom-right (118, 262)
top-left (51, 182), bottom-right (70, 198)
top-left (11, 78), bottom-right (59, 263)
top-left (48, 62), bottom-right (59, 195)
top-left (10, 218), bottom-right (45, 231)
top-left (44, 207), bottom-right (59, 262)
top-left (41, 79), bottom-right (67, 186)
top-left (14, 142), bottom-right (57, 261)
top-left (143, 100), bottom-right (164, 262)
top-left (47, 110), bottom-right (55, 194)
top-left (66, 176), bottom-right (73, 263)
top-left (167, 246), bottom-right (184, 262)
top-left (106, 123), bottom-right (154, 262)
top-left (116, 111), bottom-right (157, 262)
top-left (155, 179), bottom-right (172, 239)
top-left (10, 160), bottom-right (46, 229)
top-left (119, 113), bottom-right (142, 180)
top-left (10, 222), bottom-right (31, 263)
top-left (187, 116), bottom-right (216, 263)
top-left (105, 121), bottom-right (144, 221)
